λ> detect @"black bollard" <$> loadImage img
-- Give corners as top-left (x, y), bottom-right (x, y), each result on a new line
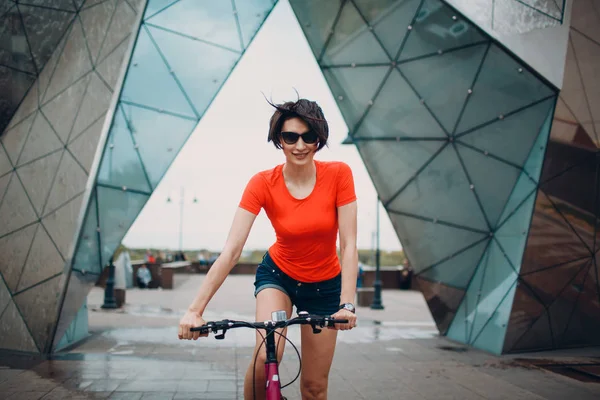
top-left (101, 256), bottom-right (117, 309)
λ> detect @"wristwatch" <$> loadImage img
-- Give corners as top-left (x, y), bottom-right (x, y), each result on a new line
top-left (339, 303), bottom-right (355, 313)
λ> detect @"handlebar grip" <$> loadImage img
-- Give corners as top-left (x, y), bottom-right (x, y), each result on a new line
top-left (190, 326), bottom-right (209, 333)
top-left (331, 319), bottom-right (349, 324)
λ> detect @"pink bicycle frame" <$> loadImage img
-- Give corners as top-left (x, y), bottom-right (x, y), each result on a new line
top-left (265, 360), bottom-right (282, 399)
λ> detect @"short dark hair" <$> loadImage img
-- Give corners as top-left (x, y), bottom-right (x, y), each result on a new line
top-left (267, 98), bottom-right (329, 151)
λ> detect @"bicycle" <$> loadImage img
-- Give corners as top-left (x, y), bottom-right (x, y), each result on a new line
top-left (191, 310), bottom-right (348, 400)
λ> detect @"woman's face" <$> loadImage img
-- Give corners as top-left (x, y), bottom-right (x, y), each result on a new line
top-left (280, 117), bottom-right (318, 167)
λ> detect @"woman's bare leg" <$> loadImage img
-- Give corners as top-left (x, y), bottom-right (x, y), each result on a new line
top-left (299, 325), bottom-right (338, 400)
top-left (244, 288), bottom-right (293, 399)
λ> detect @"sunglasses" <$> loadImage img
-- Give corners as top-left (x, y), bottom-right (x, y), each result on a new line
top-left (281, 131), bottom-right (319, 145)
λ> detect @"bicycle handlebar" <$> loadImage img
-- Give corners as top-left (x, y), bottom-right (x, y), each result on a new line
top-left (190, 313), bottom-right (349, 336)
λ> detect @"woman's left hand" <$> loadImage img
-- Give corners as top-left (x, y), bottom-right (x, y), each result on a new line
top-left (331, 308), bottom-right (357, 331)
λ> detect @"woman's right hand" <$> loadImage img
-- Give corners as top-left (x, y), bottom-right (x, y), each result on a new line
top-left (178, 310), bottom-right (207, 340)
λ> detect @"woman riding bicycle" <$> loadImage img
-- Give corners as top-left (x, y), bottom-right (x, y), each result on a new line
top-left (178, 98), bottom-right (358, 399)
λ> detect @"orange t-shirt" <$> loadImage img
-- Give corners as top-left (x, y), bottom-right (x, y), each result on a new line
top-left (239, 160), bottom-right (356, 282)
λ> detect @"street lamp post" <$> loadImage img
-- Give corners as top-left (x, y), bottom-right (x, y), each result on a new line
top-left (167, 187), bottom-right (197, 252)
top-left (370, 197), bottom-right (384, 310)
top-left (101, 256), bottom-right (117, 309)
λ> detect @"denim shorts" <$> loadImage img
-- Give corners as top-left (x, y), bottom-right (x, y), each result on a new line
top-left (254, 252), bottom-right (341, 316)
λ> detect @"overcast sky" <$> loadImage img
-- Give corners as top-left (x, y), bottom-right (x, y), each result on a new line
top-left (122, 0), bottom-right (402, 252)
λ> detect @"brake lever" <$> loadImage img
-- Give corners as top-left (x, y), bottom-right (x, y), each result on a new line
top-left (215, 329), bottom-right (227, 340)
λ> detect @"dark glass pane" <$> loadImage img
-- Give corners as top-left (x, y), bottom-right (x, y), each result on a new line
top-left (353, 0), bottom-right (421, 58)
top-left (389, 212), bottom-right (488, 274)
top-left (521, 257), bottom-right (591, 308)
top-left (97, 107), bottom-right (152, 193)
top-left (289, 0), bottom-right (342, 59)
top-left (398, 0), bottom-right (486, 61)
top-left (469, 240), bottom-right (518, 344)
top-left (415, 276), bottom-right (465, 335)
top-left (495, 188), bottom-right (537, 271)
top-left (354, 68), bottom-right (446, 138)
top-left (419, 239), bottom-right (489, 289)
top-left (472, 281), bottom-right (517, 355)
top-left (121, 103), bottom-right (197, 189)
top-left (541, 156), bottom-right (596, 253)
top-left (121, 28), bottom-right (196, 118)
top-left (321, 1), bottom-right (389, 65)
top-left (13, 275), bottom-right (62, 351)
top-left (389, 145), bottom-right (489, 230)
top-left (234, 0), bottom-right (275, 48)
top-left (540, 139), bottom-right (596, 184)
top-left (456, 44), bottom-right (555, 134)
top-left (0, 66), bottom-right (36, 134)
top-left (356, 140), bottom-right (444, 203)
top-left (72, 189), bottom-right (101, 275)
top-left (503, 282), bottom-right (546, 352)
top-left (456, 145), bottom-right (522, 228)
top-left (19, 5), bottom-right (74, 72)
top-left (446, 250), bottom-right (488, 344)
top-left (97, 186), bottom-right (149, 267)
top-left (0, 8), bottom-right (36, 73)
top-left (322, 65), bottom-right (390, 133)
top-left (400, 44), bottom-right (487, 133)
top-left (458, 98), bottom-right (554, 166)
top-left (551, 97), bottom-right (597, 150)
top-left (523, 115), bottom-right (552, 183)
top-left (148, 25), bottom-right (240, 117)
top-left (547, 260), bottom-right (594, 346)
top-left (507, 309), bottom-right (554, 353)
top-left (521, 191), bottom-right (592, 273)
top-left (149, 0), bottom-right (240, 51)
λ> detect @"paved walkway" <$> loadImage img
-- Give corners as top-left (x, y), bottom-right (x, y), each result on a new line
top-left (1, 274), bottom-right (599, 399)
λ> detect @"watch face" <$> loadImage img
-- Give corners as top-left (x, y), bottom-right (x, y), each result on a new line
top-left (343, 303), bottom-right (355, 312)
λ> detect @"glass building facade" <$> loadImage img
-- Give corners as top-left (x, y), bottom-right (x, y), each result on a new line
top-left (0, 0), bottom-right (598, 355)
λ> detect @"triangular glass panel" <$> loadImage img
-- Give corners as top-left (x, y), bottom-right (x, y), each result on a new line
top-left (43, 150), bottom-right (89, 214)
top-left (521, 192), bottom-right (592, 274)
top-left (16, 150), bottom-right (62, 215)
top-left (355, 139), bottom-right (444, 203)
top-left (446, 250), bottom-right (488, 344)
top-left (233, 0), bottom-right (276, 48)
top-left (472, 281), bottom-right (517, 355)
top-left (570, 0), bottom-right (600, 44)
top-left (0, 224), bottom-right (37, 293)
top-left (13, 274), bottom-right (62, 351)
top-left (508, 309), bottom-right (554, 353)
top-left (0, 9), bottom-right (36, 73)
top-left (322, 65), bottom-right (389, 132)
top-left (19, 4), bottom-right (74, 72)
top-left (6, 79), bottom-right (37, 132)
top-left (524, 113), bottom-right (553, 183)
top-left (121, 103), bottom-right (197, 189)
top-left (97, 107), bottom-right (152, 193)
top-left (389, 145), bottom-right (489, 231)
top-left (495, 189), bottom-right (537, 270)
top-left (148, 25), bottom-right (240, 117)
top-left (547, 260), bottom-right (593, 347)
top-left (70, 72), bottom-right (113, 140)
top-left (388, 212), bottom-right (488, 274)
top-left (496, 171), bottom-right (537, 229)
top-left (353, 0), bottom-right (421, 59)
top-left (354, 68), bottom-right (446, 138)
top-left (0, 2), bottom-right (15, 18)
top-left (144, 0), bottom-right (179, 20)
top-left (68, 117), bottom-right (104, 174)
top-left (0, 170), bottom-right (11, 201)
top-left (456, 145), bottom-right (522, 228)
top-left (456, 44), bottom-right (555, 134)
top-left (20, 0), bottom-right (76, 11)
top-left (415, 276), bottom-right (465, 335)
top-left (400, 44), bottom-right (487, 133)
top-left (148, 0), bottom-right (241, 51)
top-left (458, 98), bottom-right (555, 167)
top-left (469, 240), bottom-right (518, 344)
top-left (289, 0), bottom-right (342, 59)
top-left (79, 0), bottom-right (117, 64)
top-left (521, 257), bottom-right (591, 308)
top-left (320, 1), bottom-right (390, 65)
top-left (97, 186), bottom-right (149, 267)
top-left (1, 112), bottom-right (36, 166)
top-left (419, 238), bottom-right (489, 289)
top-left (540, 156), bottom-right (596, 252)
top-left (72, 190), bottom-right (101, 275)
top-left (95, 34), bottom-right (129, 90)
top-left (568, 26), bottom-right (600, 122)
top-left (0, 67), bottom-right (36, 134)
top-left (502, 281), bottom-right (547, 352)
top-left (42, 194), bottom-right (84, 259)
top-left (398, 0), bottom-right (487, 61)
top-left (121, 27), bottom-right (196, 118)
